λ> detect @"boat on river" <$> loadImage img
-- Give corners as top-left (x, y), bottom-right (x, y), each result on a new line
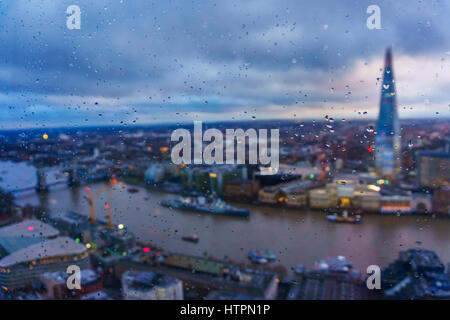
top-left (326, 210), bottom-right (361, 224)
top-left (181, 234), bottom-right (199, 243)
top-left (248, 249), bottom-right (276, 263)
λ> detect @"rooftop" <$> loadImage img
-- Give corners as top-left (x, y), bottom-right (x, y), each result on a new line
top-left (399, 248), bottom-right (445, 273)
top-left (0, 219), bottom-right (59, 239)
top-left (50, 211), bottom-right (90, 226)
top-left (123, 270), bottom-right (180, 291)
top-left (0, 220), bottom-right (61, 255)
top-left (0, 236), bottom-right (87, 268)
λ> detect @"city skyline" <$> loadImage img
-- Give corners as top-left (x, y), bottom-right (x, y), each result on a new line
top-left (0, 0), bottom-right (449, 304)
top-left (1, 0), bottom-right (450, 129)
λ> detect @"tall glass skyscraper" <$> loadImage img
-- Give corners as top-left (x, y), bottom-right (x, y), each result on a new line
top-left (375, 47), bottom-right (401, 179)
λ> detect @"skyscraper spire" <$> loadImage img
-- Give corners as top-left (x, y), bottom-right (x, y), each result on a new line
top-left (384, 46), bottom-right (392, 68)
top-left (375, 47), bottom-right (401, 179)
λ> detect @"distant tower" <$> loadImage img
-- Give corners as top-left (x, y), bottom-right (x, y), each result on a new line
top-left (68, 159), bottom-right (80, 186)
top-left (375, 47), bottom-right (401, 179)
top-left (36, 166), bottom-right (49, 193)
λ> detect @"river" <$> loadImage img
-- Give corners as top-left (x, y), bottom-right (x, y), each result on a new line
top-left (2, 161), bottom-right (449, 275)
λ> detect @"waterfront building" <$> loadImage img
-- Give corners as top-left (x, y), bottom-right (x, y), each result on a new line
top-left (0, 219), bottom-right (60, 259)
top-left (145, 163), bottom-right (166, 184)
top-left (353, 191), bottom-right (381, 212)
top-left (258, 179), bottom-right (323, 207)
top-left (375, 48), bottom-right (401, 179)
top-left (255, 163), bottom-right (321, 188)
top-left (122, 270), bottom-right (183, 300)
top-left (285, 189), bottom-right (309, 208)
top-left (181, 165), bottom-right (247, 196)
top-left (118, 251), bottom-right (279, 299)
top-left (162, 253), bottom-right (228, 275)
top-left (308, 173), bottom-right (381, 211)
top-left (379, 194), bottom-right (412, 214)
top-left (308, 187), bottom-right (338, 210)
top-left (432, 187), bottom-right (450, 215)
top-left (410, 192), bottom-right (432, 214)
top-left (224, 179), bottom-right (260, 201)
top-left (0, 236), bottom-right (89, 290)
top-left (258, 185), bottom-right (285, 205)
top-left (416, 151), bottom-right (450, 189)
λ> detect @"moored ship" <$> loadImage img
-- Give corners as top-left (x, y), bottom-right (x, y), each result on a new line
top-left (161, 196), bottom-right (250, 217)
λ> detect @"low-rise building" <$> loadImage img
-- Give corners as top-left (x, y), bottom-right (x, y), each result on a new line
top-left (416, 151), bottom-right (450, 189)
top-left (122, 270), bottom-right (183, 300)
top-left (309, 173), bottom-right (383, 211)
top-left (40, 269), bottom-right (103, 300)
top-left (224, 179), bottom-right (260, 201)
top-left (145, 163), bottom-right (166, 185)
top-left (353, 190), bottom-right (380, 212)
top-left (0, 236), bottom-right (89, 290)
top-left (308, 187), bottom-right (338, 209)
top-left (181, 165), bottom-right (247, 196)
top-left (380, 194), bottom-right (412, 214)
top-left (48, 211), bottom-right (91, 243)
top-left (410, 192), bottom-right (433, 214)
top-left (122, 252), bottom-right (279, 300)
top-left (258, 179), bottom-right (323, 207)
top-left (284, 273), bottom-right (369, 300)
top-left (432, 187), bottom-right (450, 215)
top-left (258, 185), bottom-right (284, 205)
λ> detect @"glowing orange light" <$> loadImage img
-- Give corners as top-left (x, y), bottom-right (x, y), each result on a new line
top-left (42, 134), bottom-right (48, 140)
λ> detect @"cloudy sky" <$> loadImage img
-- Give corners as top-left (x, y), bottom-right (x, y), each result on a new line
top-left (0, 0), bottom-right (449, 129)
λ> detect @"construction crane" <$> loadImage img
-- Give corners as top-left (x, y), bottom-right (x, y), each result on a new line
top-left (85, 177), bottom-right (117, 229)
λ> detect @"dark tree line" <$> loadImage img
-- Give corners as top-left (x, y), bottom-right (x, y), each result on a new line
top-left (0, 189), bottom-right (15, 215)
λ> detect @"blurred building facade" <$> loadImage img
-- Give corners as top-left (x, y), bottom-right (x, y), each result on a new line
top-left (375, 48), bottom-right (401, 179)
top-left (122, 270), bottom-right (183, 300)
